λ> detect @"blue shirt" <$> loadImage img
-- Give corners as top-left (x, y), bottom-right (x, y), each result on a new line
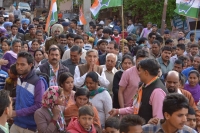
top-left (0, 70), bottom-right (8, 90)
top-left (142, 120), bottom-right (197, 133)
top-left (182, 67), bottom-right (195, 80)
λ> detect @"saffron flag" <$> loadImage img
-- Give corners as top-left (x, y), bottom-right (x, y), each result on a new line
top-left (174, 0), bottom-right (200, 18)
top-left (90, 0), bottom-right (122, 18)
top-left (79, 6), bottom-right (87, 25)
top-left (45, 0), bottom-right (58, 32)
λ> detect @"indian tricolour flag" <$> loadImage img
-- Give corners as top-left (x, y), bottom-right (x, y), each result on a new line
top-left (174, 0), bottom-right (200, 18)
top-left (79, 6), bottom-right (87, 25)
top-left (45, 0), bottom-right (58, 32)
top-left (90, 0), bottom-right (122, 18)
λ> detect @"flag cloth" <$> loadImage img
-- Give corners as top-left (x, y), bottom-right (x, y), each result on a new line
top-left (90, 0), bottom-right (122, 17)
top-left (79, 6), bottom-right (87, 25)
top-left (174, 0), bottom-right (200, 18)
top-left (45, 0), bottom-right (58, 32)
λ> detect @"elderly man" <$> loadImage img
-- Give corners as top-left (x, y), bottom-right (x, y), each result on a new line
top-left (45, 24), bottom-right (63, 52)
top-left (8, 13), bottom-right (14, 23)
top-left (62, 45), bottom-right (86, 75)
top-left (36, 47), bottom-right (69, 86)
top-left (74, 49), bottom-right (109, 88)
top-left (101, 53), bottom-right (118, 96)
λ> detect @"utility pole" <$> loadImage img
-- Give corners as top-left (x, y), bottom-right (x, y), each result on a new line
top-left (83, 0), bottom-right (91, 32)
top-left (161, 0), bottom-right (168, 36)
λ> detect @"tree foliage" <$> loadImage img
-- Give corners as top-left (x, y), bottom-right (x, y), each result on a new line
top-left (123, 0), bottom-right (177, 27)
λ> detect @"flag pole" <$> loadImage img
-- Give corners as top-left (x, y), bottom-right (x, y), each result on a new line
top-left (121, 0), bottom-right (124, 54)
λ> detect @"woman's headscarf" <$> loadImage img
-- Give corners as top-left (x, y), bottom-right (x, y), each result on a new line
top-left (42, 86), bottom-right (62, 108)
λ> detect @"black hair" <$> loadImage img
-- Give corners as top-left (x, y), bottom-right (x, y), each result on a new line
top-left (187, 55), bottom-right (194, 63)
top-left (162, 46), bottom-right (172, 52)
top-left (86, 72), bottom-right (98, 83)
top-left (188, 70), bottom-right (200, 79)
top-left (148, 32), bottom-right (157, 38)
top-left (177, 44), bottom-right (186, 51)
top-left (138, 37), bottom-right (147, 45)
top-left (103, 28), bottom-right (112, 35)
top-left (138, 59), bottom-right (160, 76)
top-left (36, 30), bottom-right (42, 35)
top-left (71, 19), bottom-right (77, 25)
top-left (11, 24), bottom-right (18, 29)
top-left (178, 56), bottom-right (187, 64)
top-left (34, 49), bottom-right (44, 58)
top-left (48, 47), bottom-right (61, 55)
top-left (58, 72), bottom-right (73, 86)
top-left (156, 36), bottom-right (163, 44)
top-left (109, 41), bottom-right (119, 50)
top-left (97, 27), bottom-right (103, 31)
top-left (136, 49), bottom-right (149, 60)
top-left (120, 115), bottom-right (145, 133)
top-left (0, 90), bottom-right (11, 117)
top-left (70, 45), bottom-right (82, 54)
top-left (31, 39), bottom-right (39, 45)
top-left (74, 35), bottom-right (84, 42)
top-left (66, 33), bottom-right (76, 39)
top-left (180, 74), bottom-right (185, 87)
top-left (97, 39), bottom-right (108, 46)
top-left (188, 106), bottom-right (195, 115)
top-left (105, 117), bottom-right (120, 130)
top-left (0, 37), bottom-right (7, 43)
top-left (165, 39), bottom-right (173, 45)
top-left (17, 52), bottom-right (34, 65)
top-left (90, 25), bottom-right (96, 29)
top-left (2, 40), bottom-right (11, 46)
top-left (190, 32), bottom-right (195, 37)
top-left (174, 59), bottom-right (184, 67)
top-left (75, 88), bottom-right (90, 100)
top-left (14, 18), bottom-right (20, 24)
top-left (122, 54), bottom-right (134, 64)
top-left (12, 39), bottom-right (22, 47)
top-left (153, 40), bottom-right (161, 47)
top-left (37, 24), bottom-right (43, 28)
top-left (126, 36), bottom-right (134, 42)
top-left (78, 105), bottom-right (94, 117)
top-left (42, 10), bottom-right (47, 14)
top-left (33, 17), bottom-right (39, 21)
top-left (10, 63), bottom-right (17, 75)
top-left (190, 44), bottom-right (199, 49)
top-left (59, 34), bottom-right (67, 39)
top-left (163, 93), bottom-right (189, 117)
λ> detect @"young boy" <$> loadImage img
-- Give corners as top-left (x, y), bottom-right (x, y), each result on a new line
top-left (186, 107), bottom-right (196, 130)
top-left (105, 117), bottom-right (120, 133)
top-left (170, 43), bottom-right (185, 63)
top-left (120, 115), bottom-right (144, 133)
top-left (97, 39), bottom-right (108, 56)
top-left (142, 93), bottom-right (196, 133)
top-left (67, 105), bottom-right (96, 133)
top-left (0, 90), bottom-right (13, 133)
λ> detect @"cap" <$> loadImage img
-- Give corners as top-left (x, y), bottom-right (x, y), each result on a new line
top-left (62, 22), bottom-right (69, 27)
top-left (164, 30), bottom-right (170, 34)
top-left (152, 24), bottom-right (157, 27)
top-left (178, 37), bottom-right (185, 42)
top-left (99, 20), bottom-right (104, 25)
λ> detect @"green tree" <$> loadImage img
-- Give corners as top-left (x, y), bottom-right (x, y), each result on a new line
top-left (123, 0), bottom-right (177, 27)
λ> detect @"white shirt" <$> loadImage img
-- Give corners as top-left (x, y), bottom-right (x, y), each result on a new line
top-left (170, 55), bottom-right (178, 64)
top-left (62, 48), bottom-right (87, 61)
top-left (73, 65), bottom-right (110, 88)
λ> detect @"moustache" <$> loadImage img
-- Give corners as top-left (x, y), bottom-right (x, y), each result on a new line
top-left (167, 87), bottom-right (177, 93)
top-left (52, 59), bottom-right (57, 61)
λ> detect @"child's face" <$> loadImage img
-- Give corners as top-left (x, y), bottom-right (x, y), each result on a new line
top-left (99, 42), bottom-right (107, 52)
top-left (105, 127), bottom-right (119, 133)
top-left (78, 115), bottom-right (94, 131)
top-left (185, 114), bottom-right (196, 129)
top-left (1, 42), bottom-right (10, 52)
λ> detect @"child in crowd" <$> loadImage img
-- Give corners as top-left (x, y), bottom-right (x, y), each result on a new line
top-left (105, 117), bottom-right (120, 133)
top-left (21, 41), bottom-right (29, 52)
top-left (97, 39), bottom-right (108, 56)
top-left (186, 107), bottom-right (196, 130)
top-left (67, 105), bottom-right (96, 133)
top-left (1, 40), bottom-right (11, 56)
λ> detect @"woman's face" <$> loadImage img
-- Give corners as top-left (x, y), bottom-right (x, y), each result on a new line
top-left (1, 41), bottom-right (10, 52)
top-left (122, 59), bottom-right (133, 70)
top-left (188, 73), bottom-right (199, 87)
top-left (13, 42), bottom-right (21, 53)
top-left (31, 41), bottom-right (40, 51)
top-left (61, 77), bottom-right (74, 92)
top-left (34, 51), bottom-right (44, 63)
top-left (85, 77), bottom-right (98, 91)
top-left (56, 91), bottom-right (65, 106)
top-left (75, 95), bottom-right (88, 107)
top-left (22, 44), bottom-right (28, 52)
top-left (123, 46), bottom-right (129, 54)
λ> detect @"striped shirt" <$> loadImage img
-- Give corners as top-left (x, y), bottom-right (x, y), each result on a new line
top-left (0, 70), bottom-right (8, 90)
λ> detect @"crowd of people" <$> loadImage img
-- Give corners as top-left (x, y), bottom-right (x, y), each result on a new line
top-left (0, 6), bottom-right (199, 133)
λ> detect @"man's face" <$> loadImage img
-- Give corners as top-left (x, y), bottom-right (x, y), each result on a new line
top-left (165, 108), bottom-right (188, 130)
top-left (128, 20), bottom-right (132, 25)
top-left (11, 27), bottom-right (18, 35)
top-left (89, 26), bottom-right (95, 33)
top-left (151, 43), bottom-right (160, 55)
top-left (186, 114), bottom-right (196, 129)
top-left (190, 47), bottom-right (199, 56)
top-left (36, 33), bottom-right (43, 42)
top-left (103, 33), bottom-right (110, 39)
top-left (161, 50), bottom-right (172, 62)
top-left (77, 26), bottom-right (83, 34)
top-left (22, 23), bottom-right (28, 29)
top-left (152, 26), bottom-right (157, 32)
top-left (0, 17), bottom-right (4, 23)
top-left (16, 57), bottom-right (32, 76)
top-left (33, 20), bottom-right (39, 25)
top-left (74, 39), bottom-right (84, 48)
top-left (147, 23), bottom-right (152, 29)
top-left (107, 43), bottom-right (116, 54)
top-left (113, 29), bottom-right (119, 35)
top-left (106, 56), bottom-right (116, 71)
top-left (78, 115), bottom-right (94, 131)
top-left (59, 37), bottom-right (67, 45)
top-left (85, 51), bottom-right (98, 65)
top-left (176, 47), bottom-right (184, 56)
top-left (178, 32), bottom-right (185, 38)
top-left (97, 29), bottom-right (103, 36)
top-left (15, 21), bottom-right (21, 28)
top-left (165, 74), bottom-right (179, 93)
top-left (9, 14), bottom-right (14, 22)
top-left (173, 63), bottom-right (183, 73)
top-left (70, 51), bottom-right (81, 64)
top-left (29, 28), bottom-right (36, 35)
top-left (126, 125), bottom-right (143, 133)
top-left (164, 33), bottom-right (170, 40)
top-left (193, 57), bottom-right (200, 69)
top-left (190, 35), bottom-right (195, 41)
top-left (54, 29), bottom-right (61, 36)
top-left (37, 26), bottom-right (43, 32)
top-left (149, 35), bottom-right (156, 42)
top-left (70, 22), bottom-right (75, 28)
top-left (48, 50), bottom-right (60, 65)
top-left (67, 37), bottom-right (74, 47)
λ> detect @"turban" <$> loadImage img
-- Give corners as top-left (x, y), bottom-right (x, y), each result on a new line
top-left (3, 22), bottom-right (13, 28)
top-left (21, 18), bottom-right (30, 25)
